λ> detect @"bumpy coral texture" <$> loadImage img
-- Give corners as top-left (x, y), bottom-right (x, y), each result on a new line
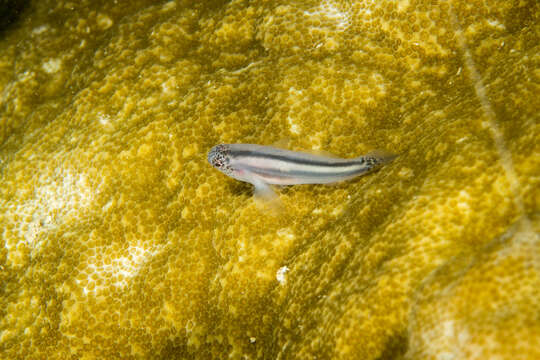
top-left (0, 0), bottom-right (539, 359)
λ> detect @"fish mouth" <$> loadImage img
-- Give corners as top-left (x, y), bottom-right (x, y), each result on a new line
top-left (207, 146), bottom-right (219, 165)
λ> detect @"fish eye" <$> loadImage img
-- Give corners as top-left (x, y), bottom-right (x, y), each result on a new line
top-left (213, 159), bottom-right (223, 168)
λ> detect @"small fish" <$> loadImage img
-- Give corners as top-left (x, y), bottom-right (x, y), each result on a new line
top-left (207, 144), bottom-right (396, 200)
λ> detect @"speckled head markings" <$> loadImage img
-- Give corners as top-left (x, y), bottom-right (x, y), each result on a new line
top-left (208, 144), bottom-right (233, 176)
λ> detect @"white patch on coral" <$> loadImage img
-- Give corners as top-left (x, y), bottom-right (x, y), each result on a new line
top-left (277, 228), bottom-right (295, 242)
top-left (23, 219), bottom-right (42, 249)
top-left (371, 72), bottom-right (387, 96)
top-left (438, 352), bottom-right (456, 360)
top-left (276, 266), bottom-right (289, 284)
top-left (102, 199), bottom-right (113, 211)
top-left (110, 245), bottom-right (156, 286)
top-left (98, 112), bottom-right (110, 125)
top-left (307, 132), bottom-right (324, 150)
top-left (397, 0), bottom-right (410, 13)
top-left (322, 1), bottom-right (350, 30)
top-left (96, 13), bottom-right (113, 30)
top-left (286, 87), bottom-right (307, 135)
top-left (42, 58), bottom-right (62, 74)
top-left (6, 168), bottom-right (93, 250)
top-left (81, 244), bottom-right (159, 295)
top-left (18, 70), bottom-right (35, 82)
top-left (32, 25), bottom-right (49, 35)
top-left (161, 82), bottom-right (170, 94)
top-left (228, 60), bottom-right (262, 75)
top-left (161, 1), bottom-right (177, 12)
top-left (287, 116), bottom-right (300, 135)
top-left (4, 166), bottom-right (95, 265)
top-left (456, 190), bottom-right (471, 212)
top-left (486, 19), bottom-right (505, 30)
top-left (39, 169), bottom-right (93, 212)
top-left (441, 320), bottom-right (455, 338)
top-left (304, 0), bottom-right (351, 31)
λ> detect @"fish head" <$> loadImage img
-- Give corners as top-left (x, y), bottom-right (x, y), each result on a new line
top-left (208, 144), bottom-right (234, 176)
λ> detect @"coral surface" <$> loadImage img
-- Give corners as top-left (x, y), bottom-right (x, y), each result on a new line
top-left (0, 0), bottom-right (539, 359)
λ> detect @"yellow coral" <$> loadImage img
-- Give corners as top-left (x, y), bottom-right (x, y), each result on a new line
top-left (0, 0), bottom-right (539, 359)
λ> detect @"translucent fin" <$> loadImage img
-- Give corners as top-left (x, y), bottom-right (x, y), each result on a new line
top-left (303, 148), bottom-right (339, 158)
top-left (362, 149), bottom-right (398, 165)
top-left (270, 138), bottom-right (291, 150)
top-left (271, 139), bottom-right (339, 158)
top-left (253, 179), bottom-right (277, 201)
top-left (252, 178), bottom-right (283, 214)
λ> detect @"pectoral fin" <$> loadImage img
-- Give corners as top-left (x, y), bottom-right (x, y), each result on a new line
top-left (251, 177), bottom-right (283, 213)
top-left (252, 178), bottom-right (276, 200)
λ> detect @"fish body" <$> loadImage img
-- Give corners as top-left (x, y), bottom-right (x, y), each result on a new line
top-left (207, 144), bottom-right (395, 199)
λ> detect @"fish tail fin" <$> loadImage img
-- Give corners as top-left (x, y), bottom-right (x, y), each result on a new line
top-left (360, 150), bottom-right (398, 165)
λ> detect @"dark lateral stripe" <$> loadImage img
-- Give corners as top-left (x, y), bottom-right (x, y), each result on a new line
top-left (230, 149), bottom-right (365, 167)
